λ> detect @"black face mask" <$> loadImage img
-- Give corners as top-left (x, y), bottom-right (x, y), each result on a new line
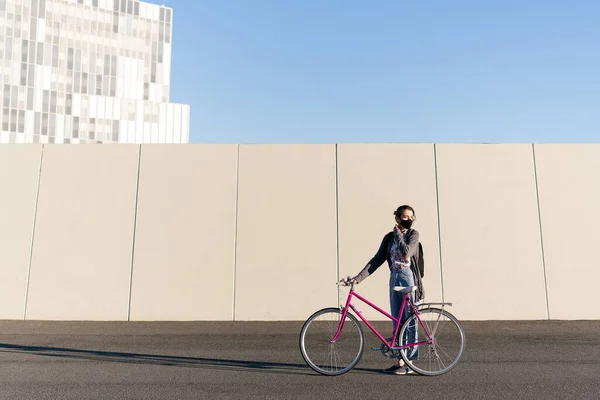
top-left (399, 219), bottom-right (413, 229)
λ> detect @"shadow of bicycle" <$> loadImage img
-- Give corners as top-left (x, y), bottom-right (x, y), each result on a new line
top-left (0, 343), bottom-right (384, 377)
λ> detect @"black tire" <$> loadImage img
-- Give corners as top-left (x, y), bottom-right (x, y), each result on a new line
top-left (398, 307), bottom-right (465, 376)
top-left (299, 308), bottom-right (364, 376)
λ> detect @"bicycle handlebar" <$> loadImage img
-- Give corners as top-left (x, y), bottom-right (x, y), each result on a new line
top-left (338, 276), bottom-right (355, 287)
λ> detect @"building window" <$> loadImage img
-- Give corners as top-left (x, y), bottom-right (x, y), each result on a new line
top-left (96, 75), bottom-right (102, 95)
top-left (28, 38), bottom-right (36, 62)
top-left (49, 113), bottom-right (55, 137)
top-left (72, 116), bottom-right (79, 138)
top-left (34, 112), bottom-right (40, 135)
top-left (104, 54), bottom-right (110, 76)
top-left (110, 77), bottom-right (116, 97)
top-left (113, 14), bottom-right (118, 33)
top-left (111, 120), bottom-right (119, 139)
top-left (81, 72), bottom-right (88, 94)
top-left (50, 91), bottom-right (56, 113)
top-left (36, 42), bottom-right (43, 65)
top-left (111, 55), bottom-right (117, 76)
top-left (11, 86), bottom-right (18, 108)
top-left (27, 87), bottom-right (33, 109)
top-left (38, 0), bottom-right (45, 19)
top-left (52, 44), bottom-right (58, 67)
top-left (41, 112), bottom-right (48, 135)
top-left (27, 63), bottom-right (35, 86)
top-left (65, 94), bottom-right (72, 115)
top-left (5, 36), bottom-right (12, 61)
top-left (89, 118), bottom-right (95, 140)
top-left (20, 63), bottom-right (27, 85)
top-left (30, 19), bottom-right (37, 42)
top-left (10, 110), bottom-right (17, 132)
top-left (18, 110), bottom-right (25, 133)
top-left (74, 72), bottom-right (80, 92)
top-left (67, 47), bottom-right (73, 70)
top-left (3, 85), bottom-right (10, 108)
top-left (1, 108), bottom-right (8, 131)
top-left (21, 39), bottom-right (28, 62)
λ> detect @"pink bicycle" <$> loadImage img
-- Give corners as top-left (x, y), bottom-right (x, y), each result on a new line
top-left (299, 277), bottom-right (465, 376)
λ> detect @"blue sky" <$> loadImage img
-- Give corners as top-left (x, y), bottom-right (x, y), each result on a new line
top-left (148, 0), bottom-right (599, 144)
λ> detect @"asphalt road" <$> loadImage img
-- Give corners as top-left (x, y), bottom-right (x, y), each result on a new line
top-left (0, 320), bottom-right (599, 399)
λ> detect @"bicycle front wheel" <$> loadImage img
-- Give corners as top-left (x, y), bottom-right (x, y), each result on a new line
top-left (299, 308), bottom-right (364, 376)
top-left (398, 307), bottom-right (465, 376)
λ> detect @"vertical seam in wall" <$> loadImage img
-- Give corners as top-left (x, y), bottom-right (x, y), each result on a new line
top-left (127, 145), bottom-right (143, 322)
top-left (24, 144), bottom-right (45, 320)
top-left (532, 144), bottom-right (550, 320)
top-left (232, 144), bottom-right (240, 322)
top-left (433, 144), bottom-right (445, 303)
top-left (334, 144), bottom-right (340, 307)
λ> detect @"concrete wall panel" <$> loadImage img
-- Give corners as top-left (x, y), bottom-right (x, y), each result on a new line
top-left (129, 145), bottom-right (237, 321)
top-left (26, 145), bottom-right (139, 320)
top-left (0, 142), bottom-right (593, 322)
top-left (0, 145), bottom-right (42, 319)
top-left (235, 145), bottom-right (337, 320)
top-left (337, 144), bottom-right (442, 321)
top-left (534, 144), bottom-right (600, 319)
top-left (436, 144), bottom-right (547, 320)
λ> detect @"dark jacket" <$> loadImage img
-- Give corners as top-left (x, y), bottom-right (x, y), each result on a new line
top-left (353, 228), bottom-right (425, 300)
top-left (354, 228), bottom-right (420, 283)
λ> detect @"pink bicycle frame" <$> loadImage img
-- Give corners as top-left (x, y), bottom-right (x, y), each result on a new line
top-left (331, 286), bottom-right (432, 350)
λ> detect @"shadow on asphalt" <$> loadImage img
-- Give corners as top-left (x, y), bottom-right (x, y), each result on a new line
top-left (0, 344), bottom-right (386, 377)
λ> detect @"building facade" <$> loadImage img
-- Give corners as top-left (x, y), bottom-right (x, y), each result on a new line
top-left (0, 0), bottom-right (190, 144)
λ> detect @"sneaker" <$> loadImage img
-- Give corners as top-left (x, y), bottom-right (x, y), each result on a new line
top-left (401, 365), bottom-right (417, 375)
top-left (383, 364), bottom-right (416, 375)
top-left (383, 365), bottom-right (409, 374)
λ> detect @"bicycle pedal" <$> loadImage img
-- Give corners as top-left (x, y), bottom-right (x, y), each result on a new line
top-left (370, 347), bottom-right (381, 351)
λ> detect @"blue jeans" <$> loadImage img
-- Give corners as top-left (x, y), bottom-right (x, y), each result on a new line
top-left (389, 267), bottom-right (419, 360)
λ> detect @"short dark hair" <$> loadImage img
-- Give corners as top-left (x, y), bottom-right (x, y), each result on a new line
top-left (394, 205), bottom-right (416, 220)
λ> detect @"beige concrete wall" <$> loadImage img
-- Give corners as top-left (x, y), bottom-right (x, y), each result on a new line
top-left (534, 144), bottom-right (600, 319)
top-left (234, 144), bottom-right (337, 320)
top-left (0, 143), bottom-right (596, 321)
top-left (337, 144), bottom-right (443, 321)
top-left (0, 145), bottom-right (42, 319)
top-left (436, 144), bottom-right (547, 320)
top-left (25, 145), bottom-right (139, 320)
top-left (129, 145), bottom-right (238, 321)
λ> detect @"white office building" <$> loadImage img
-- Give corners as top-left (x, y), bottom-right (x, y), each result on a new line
top-left (0, 0), bottom-right (190, 144)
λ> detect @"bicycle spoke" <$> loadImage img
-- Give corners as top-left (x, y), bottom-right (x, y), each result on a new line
top-left (436, 343), bottom-right (453, 363)
top-left (300, 308), bottom-right (364, 376)
top-left (398, 308), bottom-right (465, 376)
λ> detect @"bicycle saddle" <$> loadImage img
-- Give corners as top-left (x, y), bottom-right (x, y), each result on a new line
top-left (393, 286), bottom-right (417, 294)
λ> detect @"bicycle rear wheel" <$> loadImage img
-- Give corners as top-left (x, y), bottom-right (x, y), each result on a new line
top-left (398, 307), bottom-right (465, 376)
top-left (299, 308), bottom-right (364, 376)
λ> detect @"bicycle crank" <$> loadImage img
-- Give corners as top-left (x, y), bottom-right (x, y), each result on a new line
top-left (371, 343), bottom-right (399, 359)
